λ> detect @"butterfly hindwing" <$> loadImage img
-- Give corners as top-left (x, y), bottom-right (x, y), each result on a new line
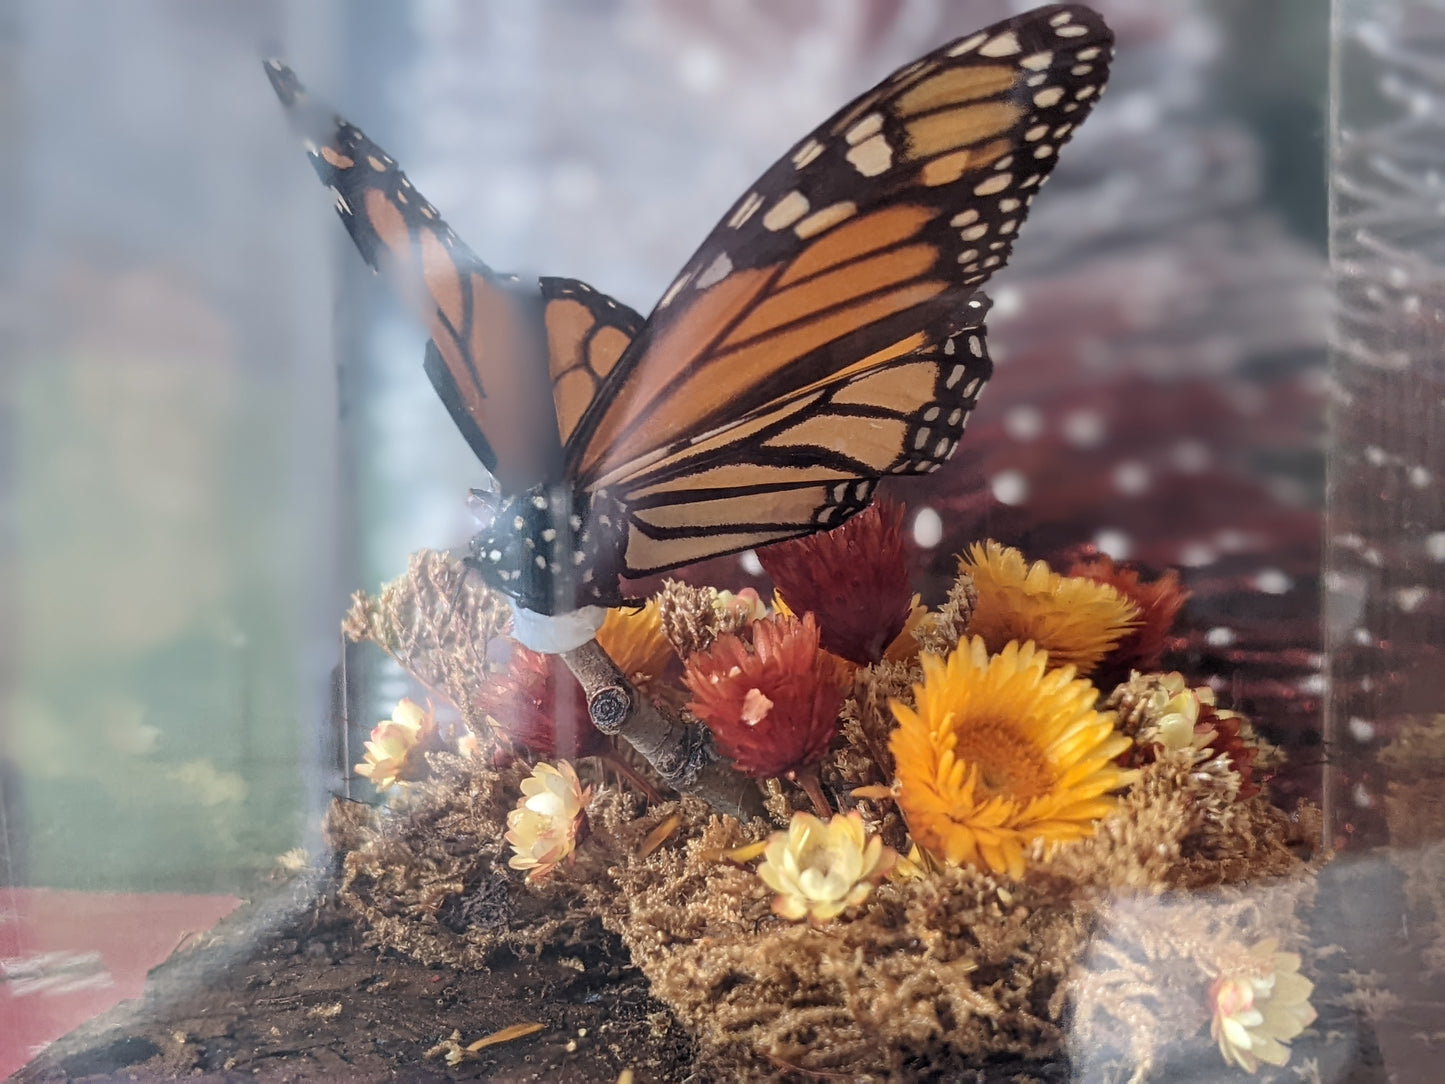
top-left (564, 4), bottom-right (1111, 490)
top-left (613, 314), bottom-right (994, 578)
top-left (539, 277), bottom-right (647, 449)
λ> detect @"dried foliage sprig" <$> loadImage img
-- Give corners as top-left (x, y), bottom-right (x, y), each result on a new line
top-left (343, 548), bottom-right (509, 740)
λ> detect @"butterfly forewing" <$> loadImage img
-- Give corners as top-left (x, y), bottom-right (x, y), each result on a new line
top-left (264, 60), bottom-right (565, 493)
top-left (564, 4), bottom-right (1112, 490)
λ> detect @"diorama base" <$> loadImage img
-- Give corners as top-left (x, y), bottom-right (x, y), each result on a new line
top-left (8, 855), bottom-right (1401, 1084)
top-left (9, 871), bottom-right (702, 1084)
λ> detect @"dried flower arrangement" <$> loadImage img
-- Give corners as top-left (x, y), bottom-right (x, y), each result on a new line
top-left (336, 501), bottom-right (1323, 1079)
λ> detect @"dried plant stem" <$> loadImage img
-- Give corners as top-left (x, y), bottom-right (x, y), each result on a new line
top-left (795, 767), bottom-right (833, 819)
top-left (599, 753), bottom-right (664, 804)
top-left (563, 639), bottom-right (765, 821)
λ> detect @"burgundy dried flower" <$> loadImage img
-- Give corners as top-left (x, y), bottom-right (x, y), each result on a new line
top-left (474, 647), bottom-right (610, 760)
top-left (1199, 703), bottom-right (1261, 799)
top-left (757, 500), bottom-right (913, 667)
top-left (683, 612), bottom-right (842, 779)
top-left (1068, 551), bottom-right (1191, 681)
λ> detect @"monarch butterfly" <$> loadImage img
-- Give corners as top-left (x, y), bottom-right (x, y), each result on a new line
top-left (267, 4), bottom-right (1112, 647)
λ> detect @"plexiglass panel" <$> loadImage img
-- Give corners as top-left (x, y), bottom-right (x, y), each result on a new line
top-left (3, 1), bottom-right (1431, 1080)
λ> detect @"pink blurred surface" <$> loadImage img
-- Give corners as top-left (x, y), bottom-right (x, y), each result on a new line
top-left (0, 887), bottom-right (242, 1079)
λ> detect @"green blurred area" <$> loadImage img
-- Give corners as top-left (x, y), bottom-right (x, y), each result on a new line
top-left (13, 327), bottom-right (307, 893)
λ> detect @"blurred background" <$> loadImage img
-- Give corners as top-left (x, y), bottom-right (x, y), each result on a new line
top-left (0, 0), bottom-right (1332, 900)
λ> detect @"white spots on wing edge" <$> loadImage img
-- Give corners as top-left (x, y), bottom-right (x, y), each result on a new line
top-left (763, 190), bottom-right (811, 231)
top-left (792, 138), bottom-right (824, 169)
top-left (845, 112), bottom-right (884, 144)
top-left (728, 191), bottom-right (764, 229)
top-left (695, 251), bottom-right (733, 290)
top-left (946, 32), bottom-right (987, 57)
top-left (974, 173), bottom-right (1012, 196)
top-left (978, 31), bottom-right (1021, 57)
top-left (846, 135), bottom-right (893, 177)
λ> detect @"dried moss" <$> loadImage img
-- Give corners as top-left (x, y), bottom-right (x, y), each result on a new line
top-left (579, 808), bottom-right (1076, 1077)
top-left (332, 550), bottom-right (1324, 1078)
top-left (336, 754), bottom-right (614, 967)
top-left (913, 570), bottom-right (976, 657)
top-left (563, 760), bottom-right (1322, 1078)
top-left (326, 725), bottom-right (1320, 1079)
top-left (342, 549), bottom-right (509, 741)
top-left (657, 579), bottom-right (721, 660)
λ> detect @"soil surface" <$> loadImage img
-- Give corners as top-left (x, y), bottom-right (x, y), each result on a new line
top-left (9, 858), bottom-right (1401, 1083)
top-left (10, 871), bottom-right (700, 1083)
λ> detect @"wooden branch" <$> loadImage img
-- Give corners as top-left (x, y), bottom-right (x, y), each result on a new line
top-left (562, 639), bottom-right (765, 822)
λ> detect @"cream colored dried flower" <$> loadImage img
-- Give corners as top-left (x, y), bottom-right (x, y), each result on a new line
top-left (757, 810), bottom-right (895, 922)
top-left (505, 761), bottom-right (593, 883)
top-left (1209, 939), bottom-right (1317, 1073)
top-left (457, 729), bottom-right (484, 759)
top-left (1146, 674), bottom-right (1207, 751)
top-left (714, 587), bottom-right (769, 627)
top-left (354, 698), bottom-right (434, 789)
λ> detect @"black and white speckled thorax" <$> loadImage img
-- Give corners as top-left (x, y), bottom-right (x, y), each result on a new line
top-left (465, 484), bottom-right (630, 615)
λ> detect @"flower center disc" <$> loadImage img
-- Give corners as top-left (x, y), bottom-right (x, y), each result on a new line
top-left (951, 718), bottom-right (1053, 801)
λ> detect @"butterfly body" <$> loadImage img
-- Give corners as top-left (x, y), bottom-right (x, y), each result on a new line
top-left (465, 483), bottom-right (630, 612)
top-left (267, 4), bottom-right (1113, 627)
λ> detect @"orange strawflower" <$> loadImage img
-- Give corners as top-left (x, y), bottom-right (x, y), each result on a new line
top-left (596, 597), bottom-right (673, 684)
top-left (961, 541), bottom-right (1139, 674)
top-left (890, 637), bottom-right (1135, 877)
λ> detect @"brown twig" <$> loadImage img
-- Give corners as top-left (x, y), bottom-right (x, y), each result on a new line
top-left (794, 766), bottom-right (833, 819)
top-left (562, 639), bottom-right (765, 821)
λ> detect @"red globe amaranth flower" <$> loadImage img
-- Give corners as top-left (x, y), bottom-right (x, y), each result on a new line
top-left (683, 612), bottom-right (842, 779)
top-left (1068, 551), bottom-right (1190, 679)
top-left (474, 647), bottom-right (610, 759)
top-left (757, 500), bottom-right (913, 666)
